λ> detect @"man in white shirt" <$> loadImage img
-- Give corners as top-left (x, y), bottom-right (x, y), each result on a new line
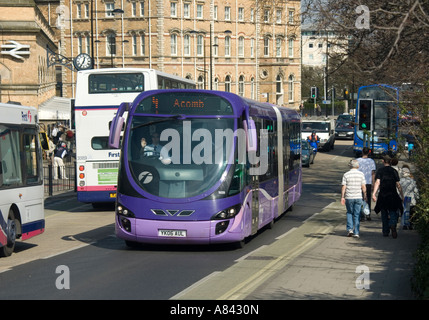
top-left (141, 132), bottom-right (171, 164)
top-left (357, 147), bottom-right (376, 220)
top-left (341, 159), bottom-right (367, 238)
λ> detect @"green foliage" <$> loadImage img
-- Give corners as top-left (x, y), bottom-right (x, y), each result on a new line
top-left (410, 87), bottom-right (429, 299)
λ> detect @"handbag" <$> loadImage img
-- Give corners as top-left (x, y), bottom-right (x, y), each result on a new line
top-left (402, 197), bottom-right (411, 227)
top-left (362, 201), bottom-right (370, 216)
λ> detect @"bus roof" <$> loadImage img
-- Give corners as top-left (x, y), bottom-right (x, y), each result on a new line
top-left (130, 89), bottom-right (299, 119)
top-left (0, 102), bottom-right (37, 126)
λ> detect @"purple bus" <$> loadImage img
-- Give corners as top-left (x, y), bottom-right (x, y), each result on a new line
top-left (109, 90), bottom-right (302, 247)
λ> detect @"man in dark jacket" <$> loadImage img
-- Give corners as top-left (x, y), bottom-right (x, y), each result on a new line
top-left (372, 155), bottom-right (404, 238)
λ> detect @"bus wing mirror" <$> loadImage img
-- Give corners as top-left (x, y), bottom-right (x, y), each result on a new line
top-left (243, 119), bottom-right (257, 152)
top-left (108, 102), bottom-right (129, 149)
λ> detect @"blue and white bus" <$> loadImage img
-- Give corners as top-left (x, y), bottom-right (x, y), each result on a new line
top-left (0, 103), bottom-right (45, 257)
top-left (354, 84), bottom-right (400, 157)
top-left (109, 89), bottom-right (302, 247)
top-left (74, 68), bottom-right (195, 206)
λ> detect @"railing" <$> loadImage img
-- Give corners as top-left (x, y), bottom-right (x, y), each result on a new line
top-left (43, 162), bottom-right (76, 196)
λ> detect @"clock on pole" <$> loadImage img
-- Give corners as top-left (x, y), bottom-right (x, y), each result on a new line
top-left (73, 53), bottom-right (93, 70)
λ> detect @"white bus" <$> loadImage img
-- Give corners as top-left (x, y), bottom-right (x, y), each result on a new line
top-left (0, 103), bottom-right (45, 257)
top-left (74, 68), bottom-right (195, 206)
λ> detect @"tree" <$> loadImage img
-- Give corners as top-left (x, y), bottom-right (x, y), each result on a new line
top-left (302, 0), bottom-right (429, 299)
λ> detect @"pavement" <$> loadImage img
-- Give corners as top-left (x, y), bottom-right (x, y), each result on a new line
top-left (246, 203), bottom-right (421, 300)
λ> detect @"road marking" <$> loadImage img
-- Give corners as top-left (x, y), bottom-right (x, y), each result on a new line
top-left (169, 271), bottom-right (222, 300)
top-left (42, 242), bottom-right (95, 260)
top-left (235, 245), bottom-right (268, 262)
top-left (219, 225), bottom-right (332, 300)
top-left (275, 227), bottom-right (297, 240)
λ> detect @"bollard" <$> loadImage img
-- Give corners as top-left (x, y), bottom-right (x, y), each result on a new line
top-left (48, 164), bottom-right (53, 196)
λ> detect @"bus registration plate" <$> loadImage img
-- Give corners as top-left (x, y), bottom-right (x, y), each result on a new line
top-left (158, 229), bottom-right (187, 237)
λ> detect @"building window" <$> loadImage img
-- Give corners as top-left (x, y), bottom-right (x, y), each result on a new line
top-left (276, 38), bottom-right (282, 57)
top-left (214, 77), bottom-right (219, 90)
top-left (225, 36), bottom-right (231, 56)
top-left (250, 77), bottom-right (255, 99)
top-left (184, 3), bottom-right (190, 18)
top-left (170, 34), bottom-right (177, 55)
top-left (238, 75), bottom-right (245, 96)
top-left (250, 8), bottom-right (254, 22)
top-left (276, 75), bottom-right (283, 94)
top-left (170, 2), bottom-right (177, 17)
top-left (288, 75), bottom-right (294, 101)
top-left (140, 35), bottom-right (145, 55)
top-left (86, 35), bottom-right (90, 53)
top-left (132, 34), bottom-right (137, 55)
top-left (214, 5), bottom-right (218, 20)
top-left (225, 6), bottom-right (230, 21)
top-left (106, 3), bottom-right (115, 17)
top-left (197, 75), bottom-right (204, 89)
top-left (197, 35), bottom-right (204, 56)
top-left (196, 4), bottom-right (203, 19)
top-left (140, 1), bottom-right (145, 16)
top-left (184, 34), bottom-right (190, 55)
top-left (238, 36), bottom-right (244, 57)
top-left (225, 75), bottom-right (231, 92)
top-left (77, 4), bottom-right (82, 18)
top-left (132, 2), bottom-right (137, 16)
top-left (288, 38), bottom-right (294, 57)
top-left (250, 38), bottom-right (254, 57)
top-left (78, 36), bottom-right (83, 54)
top-left (107, 34), bottom-right (116, 55)
top-left (264, 37), bottom-right (269, 56)
top-left (238, 7), bottom-right (244, 21)
top-left (289, 10), bottom-right (294, 24)
top-left (276, 9), bottom-right (282, 23)
top-left (264, 9), bottom-right (269, 23)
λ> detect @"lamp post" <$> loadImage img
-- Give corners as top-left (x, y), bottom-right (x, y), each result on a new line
top-left (191, 29), bottom-right (232, 90)
top-left (90, 4), bottom-right (124, 69)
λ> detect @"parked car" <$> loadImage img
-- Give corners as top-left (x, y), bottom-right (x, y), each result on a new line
top-left (335, 121), bottom-right (354, 140)
top-left (301, 139), bottom-right (315, 167)
top-left (336, 113), bottom-right (354, 124)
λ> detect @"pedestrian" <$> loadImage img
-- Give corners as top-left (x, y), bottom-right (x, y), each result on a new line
top-left (399, 167), bottom-right (419, 230)
top-left (372, 155), bottom-right (404, 238)
top-left (54, 142), bottom-right (69, 180)
top-left (307, 131), bottom-right (320, 164)
top-left (341, 159), bottom-right (367, 238)
top-left (316, 104), bottom-right (321, 116)
top-left (356, 147), bottom-right (376, 221)
top-left (299, 103), bottom-right (304, 116)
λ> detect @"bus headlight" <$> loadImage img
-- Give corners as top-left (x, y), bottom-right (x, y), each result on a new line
top-left (211, 204), bottom-right (241, 220)
top-left (117, 204), bottom-right (135, 218)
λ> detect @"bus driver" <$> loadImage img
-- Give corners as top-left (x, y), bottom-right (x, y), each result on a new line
top-left (140, 132), bottom-right (171, 164)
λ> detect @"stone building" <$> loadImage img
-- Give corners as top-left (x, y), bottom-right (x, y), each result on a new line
top-left (0, 0), bottom-right (57, 107)
top-left (1, 0), bottom-right (302, 111)
top-left (57, 0), bottom-right (301, 108)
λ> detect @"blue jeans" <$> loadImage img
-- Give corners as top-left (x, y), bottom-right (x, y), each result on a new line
top-left (346, 198), bottom-right (362, 235)
top-left (381, 209), bottom-right (399, 235)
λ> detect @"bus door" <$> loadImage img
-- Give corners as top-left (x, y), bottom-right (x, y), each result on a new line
top-left (251, 174), bottom-right (259, 236)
